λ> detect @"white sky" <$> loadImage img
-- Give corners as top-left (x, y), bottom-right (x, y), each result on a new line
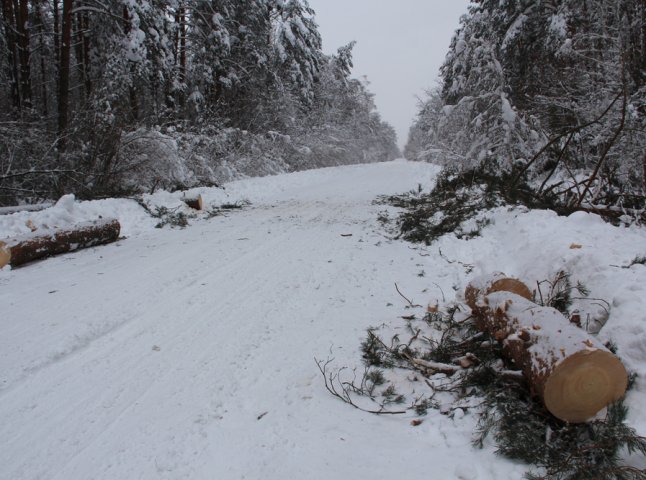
top-left (307, 0), bottom-right (471, 150)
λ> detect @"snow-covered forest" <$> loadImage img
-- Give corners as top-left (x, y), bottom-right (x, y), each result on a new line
top-left (0, 0), bottom-right (399, 205)
top-left (406, 0), bottom-right (645, 213)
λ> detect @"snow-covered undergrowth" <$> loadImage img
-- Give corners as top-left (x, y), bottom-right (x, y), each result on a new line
top-left (0, 160), bottom-right (644, 479)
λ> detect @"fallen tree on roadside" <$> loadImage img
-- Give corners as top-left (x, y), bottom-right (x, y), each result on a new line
top-left (0, 218), bottom-right (121, 268)
top-left (465, 273), bottom-right (628, 423)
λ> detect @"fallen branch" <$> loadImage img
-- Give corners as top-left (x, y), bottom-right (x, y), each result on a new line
top-left (394, 282), bottom-right (422, 308)
top-left (407, 357), bottom-right (462, 375)
top-left (577, 204), bottom-right (646, 222)
top-left (576, 87), bottom-right (628, 208)
top-left (315, 358), bottom-right (407, 415)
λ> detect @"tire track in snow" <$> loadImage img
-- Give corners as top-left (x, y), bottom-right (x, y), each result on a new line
top-left (0, 198), bottom-right (374, 479)
top-left (0, 161), bottom-right (466, 480)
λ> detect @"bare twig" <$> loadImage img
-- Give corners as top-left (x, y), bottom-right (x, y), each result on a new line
top-left (0, 169), bottom-right (81, 181)
top-left (394, 283), bottom-right (422, 308)
top-left (315, 358), bottom-right (407, 415)
top-left (512, 91), bottom-right (623, 188)
top-left (576, 87), bottom-right (628, 208)
top-left (430, 282), bottom-right (446, 303)
top-left (438, 248), bottom-right (474, 273)
top-left (407, 356), bottom-right (462, 375)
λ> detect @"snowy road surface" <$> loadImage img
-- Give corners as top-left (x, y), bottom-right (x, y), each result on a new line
top-left (2, 161), bottom-right (644, 479)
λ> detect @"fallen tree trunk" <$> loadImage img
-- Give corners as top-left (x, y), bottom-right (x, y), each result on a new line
top-left (578, 204), bottom-right (646, 223)
top-left (0, 203), bottom-right (54, 215)
top-left (0, 218), bottom-right (121, 268)
top-left (183, 194), bottom-right (204, 210)
top-left (465, 274), bottom-right (628, 423)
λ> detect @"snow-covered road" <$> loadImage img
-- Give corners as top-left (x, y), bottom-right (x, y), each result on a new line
top-left (2, 160), bottom-right (644, 479)
top-left (0, 162), bottom-right (517, 479)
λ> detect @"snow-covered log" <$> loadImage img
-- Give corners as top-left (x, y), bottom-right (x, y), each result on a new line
top-left (0, 218), bottom-right (121, 268)
top-left (0, 203), bottom-right (54, 215)
top-left (464, 272), bottom-right (533, 315)
top-left (465, 274), bottom-right (628, 423)
top-left (183, 194), bottom-right (204, 211)
top-left (578, 204), bottom-right (646, 223)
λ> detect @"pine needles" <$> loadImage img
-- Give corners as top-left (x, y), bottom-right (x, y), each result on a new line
top-left (377, 166), bottom-right (558, 245)
top-left (340, 302), bottom-right (646, 479)
top-left (475, 370), bottom-right (646, 479)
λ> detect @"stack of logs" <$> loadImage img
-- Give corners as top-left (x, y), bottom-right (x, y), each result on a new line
top-left (465, 272), bottom-right (628, 423)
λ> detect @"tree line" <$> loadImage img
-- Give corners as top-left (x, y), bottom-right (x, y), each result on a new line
top-left (0, 0), bottom-right (400, 205)
top-left (406, 0), bottom-right (645, 211)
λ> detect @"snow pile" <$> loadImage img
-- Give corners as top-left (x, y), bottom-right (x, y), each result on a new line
top-left (0, 194), bottom-right (154, 239)
top-left (1, 162), bottom-right (430, 241)
top-left (431, 207), bottom-right (646, 432)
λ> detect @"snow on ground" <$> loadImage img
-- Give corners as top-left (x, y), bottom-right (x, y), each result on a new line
top-left (0, 160), bottom-right (645, 479)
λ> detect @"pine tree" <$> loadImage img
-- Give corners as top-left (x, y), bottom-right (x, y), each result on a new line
top-left (407, 0), bottom-right (646, 208)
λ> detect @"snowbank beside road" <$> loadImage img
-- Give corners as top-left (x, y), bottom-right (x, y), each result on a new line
top-left (0, 160), bottom-right (433, 240)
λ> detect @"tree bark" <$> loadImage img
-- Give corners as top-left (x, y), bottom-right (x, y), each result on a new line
top-left (74, 8), bottom-right (91, 101)
top-left (53, 0), bottom-right (59, 66)
top-left (36, 1), bottom-right (48, 116)
top-left (73, 11), bottom-right (82, 83)
top-left (0, 218), bottom-right (121, 268)
top-left (2, 0), bottom-right (21, 109)
top-left (465, 274), bottom-right (628, 423)
top-left (123, 6), bottom-right (139, 121)
top-left (80, 11), bottom-right (91, 97)
top-left (16, 0), bottom-right (31, 108)
top-left (57, 0), bottom-right (73, 147)
top-left (178, 4), bottom-right (186, 108)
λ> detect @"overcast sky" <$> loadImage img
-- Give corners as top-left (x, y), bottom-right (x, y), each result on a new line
top-left (307, 1), bottom-right (471, 150)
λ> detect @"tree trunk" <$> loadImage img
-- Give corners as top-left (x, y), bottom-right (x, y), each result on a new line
top-left (74, 11), bottom-right (85, 98)
top-left (53, 0), bottom-right (59, 66)
top-left (183, 194), bottom-right (204, 210)
top-left (465, 274), bottom-right (628, 423)
top-left (0, 218), bottom-right (121, 268)
top-left (36, 1), bottom-right (48, 117)
top-left (70, 6), bottom-right (92, 99)
top-left (80, 11), bottom-right (91, 98)
top-left (57, 0), bottom-right (73, 146)
top-left (642, 0), bottom-right (646, 85)
top-left (178, 4), bottom-right (186, 109)
top-left (16, 0), bottom-right (31, 108)
top-left (123, 6), bottom-right (139, 121)
top-left (2, 0), bottom-right (21, 109)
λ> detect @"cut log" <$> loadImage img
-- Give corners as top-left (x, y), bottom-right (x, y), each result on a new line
top-left (0, 218), bottom-right (121, 268)
top-left (183, 194), bottom-right (204, 210)
top-left (465, 275), bottom-right (628, 423)
top-left (464, 271), bottom-right (533, 313)
top-left (0, 241), bottom-right (10, 268)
